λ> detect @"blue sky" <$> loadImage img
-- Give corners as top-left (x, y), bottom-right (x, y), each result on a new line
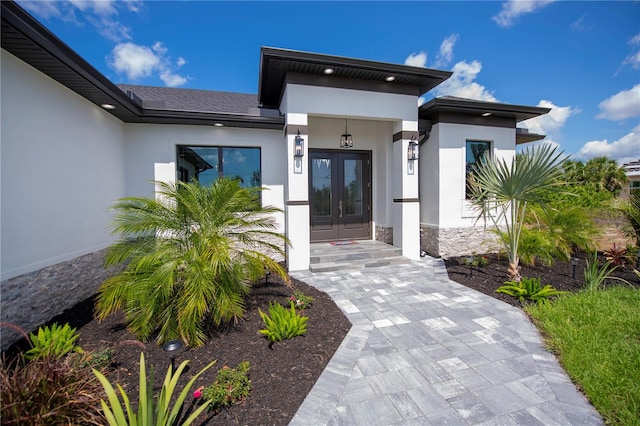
top-left (17, 0), bottom-right (640, 164)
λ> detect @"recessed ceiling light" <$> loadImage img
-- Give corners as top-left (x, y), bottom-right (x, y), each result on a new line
top-left (482, 112), bottom-right (492, 117)
top-left (214, 123), bottom-right (224, 127)
top-left (386, 76), bottom-right (396, 82)
top-left (101, 103), bottom-right (116, 110)
top-left (324, 68), bottom-right (334, 75)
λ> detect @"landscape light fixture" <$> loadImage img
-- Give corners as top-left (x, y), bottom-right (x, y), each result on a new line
top-left (408, 135), bottom-right (419, 161)
top-left (294, 129), bottom-right (304, 157)
top-left (571, 257), bottom-right (579, 279)
top-left (162, 339), bottom-right (184, 373)
top-left (340, 118), bottom-right (353, 149)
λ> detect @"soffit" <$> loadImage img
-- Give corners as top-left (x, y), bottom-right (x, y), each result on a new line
top-left (259, 47), bottom-right (452, 108)
top-left (420, 96), bottom-right (551, 123)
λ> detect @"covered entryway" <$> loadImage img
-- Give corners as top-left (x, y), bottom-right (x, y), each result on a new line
top-left (309, 150), bottom-right (371, 242)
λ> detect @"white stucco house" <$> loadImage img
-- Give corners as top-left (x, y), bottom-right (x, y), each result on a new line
top-left (1, 1), bottom-right (549, 345)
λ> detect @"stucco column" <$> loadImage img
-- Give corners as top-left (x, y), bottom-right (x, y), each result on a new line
top-left (284, 113), bottom-right (310, 271)
top-left (392, 121), bottom-right (420, 260)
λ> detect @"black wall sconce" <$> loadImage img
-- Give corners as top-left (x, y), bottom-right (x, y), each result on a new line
top-left (408, 136), bottom-right (419, 161)
top-left (294, 129), bottom-right (304, 157)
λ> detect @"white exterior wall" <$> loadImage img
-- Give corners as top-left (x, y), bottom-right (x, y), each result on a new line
top-left (420, 122), bottom-right (515, 228)
top-left (123, 124), bottom-right (286, 231)
top-left (0, 50), bottom-right (126, 280)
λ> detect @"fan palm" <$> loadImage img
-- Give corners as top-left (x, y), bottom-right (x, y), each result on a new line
top-left (96, 178), bottom-right (289, 347)
top-left (468, 144), bottom-right (566, 281)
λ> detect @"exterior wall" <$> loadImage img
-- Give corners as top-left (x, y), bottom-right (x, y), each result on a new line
top-left (0, 50), bottom-right (126, 281)
top-left (420, 224), bottom-right (502, 258)
top-left (420, 121), bottom-right (514, 256)
top-left (1, 50), bottom-right (126, 348)
top-left (123, 124), bottom-right (286, 232)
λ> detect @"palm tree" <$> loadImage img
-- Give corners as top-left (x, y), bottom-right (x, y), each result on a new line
top-left (95, 178), bottom-right (289, 348)
top-left (468, 144), bottom-right (566, 281)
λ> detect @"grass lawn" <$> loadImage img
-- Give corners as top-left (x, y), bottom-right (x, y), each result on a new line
top-left (525, 286), bottom-right (640, 425)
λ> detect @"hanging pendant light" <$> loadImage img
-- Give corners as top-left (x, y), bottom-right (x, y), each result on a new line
top-left (340, 118), bottom-right (354, 149)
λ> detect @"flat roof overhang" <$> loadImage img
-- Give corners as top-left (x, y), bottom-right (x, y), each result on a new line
top-left (1, 1), bottom-right (283, 129)
top-left (419, 96), bottom-right (551, 123)
top-left (258, 47), bottom-right (452, 108)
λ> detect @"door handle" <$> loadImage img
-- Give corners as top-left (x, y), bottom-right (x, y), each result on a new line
top-left (338, 201), bottom-right (343, 218)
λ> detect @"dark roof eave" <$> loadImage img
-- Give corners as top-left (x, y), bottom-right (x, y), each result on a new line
top-left (259, 47), bottom-right (452, 107)
top-left (138, 109), bottom-right (284, 129)
top-left (516, 132), bottom-right (547, 145)
top-left (420, 97), bottom-right (551, 122)
top-left (1, 1), bottom-right (141, 118)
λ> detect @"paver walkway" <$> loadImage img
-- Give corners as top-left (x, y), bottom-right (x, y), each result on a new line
top-left (289, 257), bottom-right (602, 425)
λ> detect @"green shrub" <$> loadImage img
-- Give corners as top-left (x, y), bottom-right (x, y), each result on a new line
top-left (513, 227), bottom-right (557, 267)
top-left (202, 361), bottom-right (251, 411)
top-left (25, 322), bottom-right (83, 360)
top-left (461, 254), bottom-right (489, 267)
top-left (259, 302), bottom-right (308, 343)
top-left (96, 178), bottom-right (291, 348)
top-left (496, 277), bottom-right (567, 305)
top-left (78, 346), bottom-right (116, 371)
top-left (290, 290), bottom-right (314, 309)
top-left (583, 252), bottom-right (629, 291)
top-left (0, 355), bottom-right (103, 425)
top-left (93, 352), bottom-right (216, 426)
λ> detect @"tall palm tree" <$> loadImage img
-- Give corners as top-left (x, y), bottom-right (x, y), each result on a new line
top-left (96, 178), bottom-right (289, 348)
top-left (468, 144), bottom-right (566, 281)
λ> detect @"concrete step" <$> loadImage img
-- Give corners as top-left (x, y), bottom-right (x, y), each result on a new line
top-left (309, 240), bottom-right (411, 272)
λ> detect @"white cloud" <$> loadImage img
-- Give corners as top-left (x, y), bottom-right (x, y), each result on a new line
top-left (493, 0), bottom-right (556, 28)
top-left (521, 100), bottom-right (578, 135)
top-left (160, 71), bottom-right (188, 88)
top-left (434, 60), bottom-right (498, 102)
top-left (434, 34), bottom-right (459, 68)
top-left (19, 0), bottom-right (137, 42)
top-left (418, 96), bottom-right (427, 107)
top-left (109, 43), bottom-right (159, 80)
top-left (404, 51), bottom-right (427, 68)
top-left (576, 123), bottom-right (640, 164)
top-left (109, 42), bottom-right (189, 87)
top-left (622, 34), bottom-right (640, 70)
top-left (177, 57), bottom-right (187, 67)
top-left (18, 1), bottom-right (62, 19)
top-left (597, 85), bottom-right (640, 121)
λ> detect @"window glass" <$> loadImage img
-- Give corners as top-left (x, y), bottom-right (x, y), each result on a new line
top-left (465, 140), bottom-right (491, 199)
top-left (177, 146), bottom-right (260, 189)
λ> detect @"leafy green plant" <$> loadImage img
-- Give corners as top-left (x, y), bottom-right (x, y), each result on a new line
top-left (468, 144), bottom-right (566, 281)
top-left (1, 355), bottom-right (103, 425)
top-left (78, 346), bottom-right (116, 371)
top-left (202, 361), bottom-right (251, 411)
top-left (96, 178), bottom-right (291, 347)
top-left (462, 254), bottom-right (488, 267)
top-left (290, 290), bottom-right (314, 309)
top-left (93, 352), bottom-right (216, 426)
top-left (25, 322), bottom-right (83, 360)
top-left (258, 302), bottom-right (308, 343)
top-left (496, 277), bottom-right (567, 305)
top-left (583, 252), bottom-right (629, 291)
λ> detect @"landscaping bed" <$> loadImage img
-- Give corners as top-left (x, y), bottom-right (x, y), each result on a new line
top-left (444, 252), bottom-right (640, 307)
top-left (4, 272), bottom-right (351, 425)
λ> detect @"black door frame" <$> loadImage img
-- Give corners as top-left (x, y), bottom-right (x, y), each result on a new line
top-left (309, 149), bottom-right (372, 242)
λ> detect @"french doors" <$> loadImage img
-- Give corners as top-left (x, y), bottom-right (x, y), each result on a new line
top-left (309, 150), bottom-right (371, 242)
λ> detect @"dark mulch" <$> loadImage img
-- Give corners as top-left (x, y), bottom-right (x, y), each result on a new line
top-left (444, 252), bottom-right (640, 307)
top-left (4, 271), bottom-right (351, 426)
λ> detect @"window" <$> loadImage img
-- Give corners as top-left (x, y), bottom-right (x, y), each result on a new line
top-left (465, 140), bottom-right (491, 199)
top-left (176, 146), bottom-right (261, 188)
top-left (631, 180), bottom-right (640, 192)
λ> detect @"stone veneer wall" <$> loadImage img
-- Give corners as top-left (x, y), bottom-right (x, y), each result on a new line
top-left (1, 249), bottom-right (117, 351)
top-left (375, 225), bottom-right (393, 244)
top-left (420, 224), bottom-right (502, 258)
